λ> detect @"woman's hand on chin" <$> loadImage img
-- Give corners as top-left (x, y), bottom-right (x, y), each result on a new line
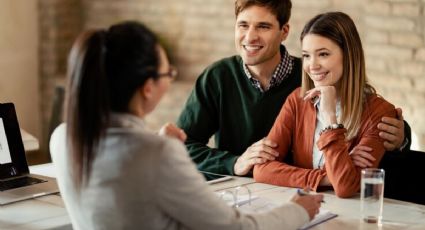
top-left (304, 86), bottom-right (337, 125)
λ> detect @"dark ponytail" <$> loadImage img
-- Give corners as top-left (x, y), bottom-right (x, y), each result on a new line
top-left (65, 30), bottom-right (110, 189)
top-left (65, 22), bottom-right (159, 189)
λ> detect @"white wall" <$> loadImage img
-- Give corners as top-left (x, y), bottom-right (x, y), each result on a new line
top-left (0, 0), bottom-right (40, 138)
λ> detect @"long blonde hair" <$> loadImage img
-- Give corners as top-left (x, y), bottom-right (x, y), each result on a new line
top-left (300, 12), bottom-right (375, 140)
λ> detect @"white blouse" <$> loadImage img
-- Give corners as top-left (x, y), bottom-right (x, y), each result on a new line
top-left (50, 113), bottom-right (309, 230)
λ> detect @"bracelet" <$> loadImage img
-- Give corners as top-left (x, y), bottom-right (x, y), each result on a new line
top-left (319, 123), bottom-right (344, 135)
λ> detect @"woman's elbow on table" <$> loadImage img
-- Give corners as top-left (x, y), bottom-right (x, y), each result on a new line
top-left (333, 183), bottom-right (358, 198)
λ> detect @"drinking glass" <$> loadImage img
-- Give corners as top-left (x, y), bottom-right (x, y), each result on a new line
top-left (360, 168), bottom-right (385, 225)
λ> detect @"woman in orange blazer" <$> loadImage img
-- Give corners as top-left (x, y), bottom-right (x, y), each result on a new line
top-left (253, 12), bottom-right (396, 198)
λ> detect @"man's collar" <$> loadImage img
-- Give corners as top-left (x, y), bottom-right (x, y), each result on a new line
top-left (242, 45), bottom-right (293, 92)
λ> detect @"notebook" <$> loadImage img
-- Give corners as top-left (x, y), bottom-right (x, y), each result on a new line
top-left (0, 103), bottom-right (58, 205)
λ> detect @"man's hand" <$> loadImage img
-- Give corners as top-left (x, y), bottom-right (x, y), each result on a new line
top-left (233, 138), bottom-right (279, 176)
top-left (158, 123), bottom-right (187, 142)
top-left (349, 145), bottom-right (375, 168)
top-left (377, 108), bottom-right (405, 151)
top-left (291, 193), bottom-right (323, 220)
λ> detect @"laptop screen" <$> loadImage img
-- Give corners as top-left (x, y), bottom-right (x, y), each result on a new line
top-left (0, 103), bottom-right (29, 179)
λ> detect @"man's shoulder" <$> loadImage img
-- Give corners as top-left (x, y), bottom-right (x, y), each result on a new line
top-left (196, 55), bottom-right (244, 84)
top-left (204, 55), bottom-right (242, 73)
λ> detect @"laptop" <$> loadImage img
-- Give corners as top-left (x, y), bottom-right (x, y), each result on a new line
top-left (0, 103), bottom-right (58, 205)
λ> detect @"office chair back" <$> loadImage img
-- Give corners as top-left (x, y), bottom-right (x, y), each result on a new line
top-left (379, 150), bottom-right (425, 205)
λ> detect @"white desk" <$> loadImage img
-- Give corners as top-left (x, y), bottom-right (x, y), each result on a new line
top-left (2, 165), bottom-right (425, 230)
top-left (0, 164), bottom-right (70, 230)
top-left (212, 177), bottom-right (425, 230)
top-left (0, 195), bottom-right (70, 230)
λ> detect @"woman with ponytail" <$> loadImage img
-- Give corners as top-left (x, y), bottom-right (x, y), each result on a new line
top-left (50, 21), bottom-right (322, 230)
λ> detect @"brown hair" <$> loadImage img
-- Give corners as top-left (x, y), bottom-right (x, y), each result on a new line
top-left (300, 12), bottom-right (375, 140)
top-left (234, 0), bottom-right (292, 28)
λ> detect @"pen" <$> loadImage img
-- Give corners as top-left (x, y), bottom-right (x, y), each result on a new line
top-left (297, 188), bottom-right (325, 203)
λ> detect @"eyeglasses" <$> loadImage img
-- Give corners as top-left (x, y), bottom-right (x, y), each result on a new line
top-left (157, 66), bottom-right (178, 80)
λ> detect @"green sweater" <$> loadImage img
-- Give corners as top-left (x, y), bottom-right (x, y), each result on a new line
top-left (177, 53), bottom-right (302, 175)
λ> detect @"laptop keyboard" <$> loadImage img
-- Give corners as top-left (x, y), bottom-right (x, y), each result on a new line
top-left (0, 176), bottom-right (47, 191)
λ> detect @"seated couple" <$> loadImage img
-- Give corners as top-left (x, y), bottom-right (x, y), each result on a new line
top-left (177, 10), bottom-right (410, 198)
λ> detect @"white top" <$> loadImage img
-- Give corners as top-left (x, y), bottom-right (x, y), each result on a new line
top-left (50, 113), bottom-right (309, 230)
top-left (312, 99), bottom-right (341, 169)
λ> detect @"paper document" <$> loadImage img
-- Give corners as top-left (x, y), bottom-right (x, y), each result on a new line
top-left (299, 209), bottom-right (338, 230)
top-left (233, 196), bottom-right (337, 229)
top-left (218, 191), bottom-right (337, 229)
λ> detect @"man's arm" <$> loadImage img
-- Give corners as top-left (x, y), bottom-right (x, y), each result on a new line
top-left (177, 70), bottom-right (277, 176)
top-left (177, 73), bottom-right (236, 175)
top-left (233, 138), bottom-right (278, 176)
top-left (351, 108), bottom-right (412, 168)
top-left (184, 135), bottom-right (277, 176)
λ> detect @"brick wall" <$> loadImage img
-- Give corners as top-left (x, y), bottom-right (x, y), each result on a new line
top-left (363, 0), bottom-right (425, 149)
top-left (39, 0), bottom-right (425, 150)
top-left (80, 0), bottom-right (235, 80)
top-left (38, 0), bottom-right (82, 154)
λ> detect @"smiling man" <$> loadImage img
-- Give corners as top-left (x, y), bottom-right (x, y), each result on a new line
top-left (177, 0), bottom-right (408, 176)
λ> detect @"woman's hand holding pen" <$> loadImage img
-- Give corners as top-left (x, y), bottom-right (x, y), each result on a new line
top-left (291, 189), bottom-right (324, 220)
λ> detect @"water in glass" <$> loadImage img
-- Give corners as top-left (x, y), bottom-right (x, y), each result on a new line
top-left (360, 177), bottom-right (384, 224)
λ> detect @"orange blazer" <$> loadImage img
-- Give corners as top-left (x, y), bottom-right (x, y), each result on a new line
top-left (253, 88), bottom-right (396, 198)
